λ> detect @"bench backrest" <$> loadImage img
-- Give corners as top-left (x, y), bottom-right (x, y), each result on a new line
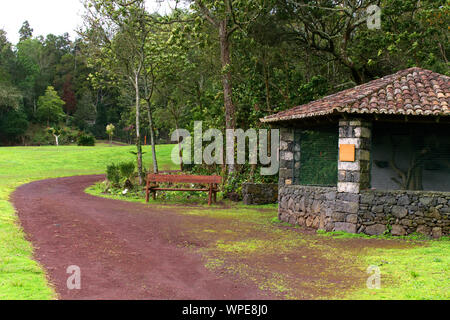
top-left (147, 174), bottom-right (222, 184)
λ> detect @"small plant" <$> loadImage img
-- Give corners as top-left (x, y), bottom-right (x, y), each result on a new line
top-left (106, 163), bottom-right (121, 186)
top-left (118, 161), bottom-right (135, 189)
top-left (106, 124), bottom-right (115, 146)
top-left (383, 214), bottom-right (394, 236)
top-left (106, 161), bottom-right (136, 190)
top-left (270, 217), bottom-right (281, 224)
top-left (47, 127), bottom-right (66, 146)
top-left (118, 161), bottom-right (135, 179)
top-left (78, 134), bottom-right (95, 146)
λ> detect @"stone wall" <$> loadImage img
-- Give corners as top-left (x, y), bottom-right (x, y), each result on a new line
top-left (279, 185), bottom-right (335, 230)
top-left (242, 183), bottom-right (278, 205)
top-left (279, 185), bottom-right (365, 234)
top-left (278, 186), bottom-right (450, 237)
top-left (359, 190), bottom-right (450, 237)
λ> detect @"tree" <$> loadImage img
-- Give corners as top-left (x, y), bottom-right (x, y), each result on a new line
top-left (81, 0), bottom-right (161, 183)
top-left (47, 127), bottom-right (65, 146)
top-left (36, 86), bottom-right (66, 126)
top-left (274, 0), bottom-right (449, 84)
top-left (0, 82), bottom-right (22, 112)
top-left (190, 0), bottom-right (267, 173)
top-left (0, 30), bottom-right (15, 83)
top-left (62, 74), bottom-right (77, 115)
top-left (74, 89), bottom-right (96, 130)
top-left (106, 123), bottom-right (115, 146)
top-left (19, 20), bottom-right (33, 42)
top-left (0, 110), bottom-right (28, 145)
top-left (15, 38), bottom-right (45, 116)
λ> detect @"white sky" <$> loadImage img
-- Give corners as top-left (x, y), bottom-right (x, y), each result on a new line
top-left (0, 0), bottom-right (180, 45)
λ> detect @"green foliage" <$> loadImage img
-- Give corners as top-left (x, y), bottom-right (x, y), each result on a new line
top-left (0, 109), bottom-right (28, 144)
top-left (106, 123), bottom-right (115, 136)
top-left (36, 86), bottom-right (65, 125)
top-left (118, 161), bottom-right (135, 179)
top-left (0, 0), bottom-right (448, 164)
top-left (74, 89), bottom-right (96, 131)
top-left (77, 134), bottom-right (96, 146)
top-left (0, 83), bottom-right (22, 111)
top-left (106, 160), bottom-right (136, 190)
top-left (184, 162), bottom-right (278, 200)
top-left (106, 163), bottom-right (121, 186)
top-left (19, 20), bottom-right (33, 41)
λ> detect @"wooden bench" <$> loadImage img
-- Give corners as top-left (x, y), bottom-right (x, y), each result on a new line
top-left (145, 174), bottom-right (222, 205)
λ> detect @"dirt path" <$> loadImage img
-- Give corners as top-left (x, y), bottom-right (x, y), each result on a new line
top-left (12, 175), bottom-right (413, 300)
top-left (12, 175), bottom-right (273, 300)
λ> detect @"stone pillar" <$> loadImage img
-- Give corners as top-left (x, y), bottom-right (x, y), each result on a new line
top-left (279, 127), bottom-right (295, 186)
top-left (338, 119), bottom-right (372, 193)
top-left (333, 119), bottom-right (372, 234)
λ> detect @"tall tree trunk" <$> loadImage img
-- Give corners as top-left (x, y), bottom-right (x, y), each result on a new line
top-left (146, 99), bottom-right (158, 174)
top-left (219, 20), bottom-right (236, 174)
top-left (135, 74), bottom-right (143, 185)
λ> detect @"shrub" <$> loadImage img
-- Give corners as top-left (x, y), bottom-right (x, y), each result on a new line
top-left (118, 161), bottom-right (135, 179)
top-left (77, 134), bottom-right (95, 146)
top-left (106, 163), bottom-right (121, 186)
top-left (106, 161), bottom-right (136, 189)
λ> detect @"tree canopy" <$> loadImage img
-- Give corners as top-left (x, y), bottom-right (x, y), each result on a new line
top-left (0, 0), bottom-right (447, 166)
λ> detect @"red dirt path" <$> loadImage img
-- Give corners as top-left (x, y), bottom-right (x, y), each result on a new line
top-left (12, 175), bottom-right (274, 300)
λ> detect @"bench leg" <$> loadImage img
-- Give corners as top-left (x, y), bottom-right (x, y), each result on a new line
top-left (145, 179), bottom-right (150, 203)
top-left (208, 184), bottom-right (213, 206)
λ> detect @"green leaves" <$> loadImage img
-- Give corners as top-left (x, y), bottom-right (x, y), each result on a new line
top-left (0, 83), bottom-right (22, 111)
top-left (36, 86), bottom-right (66, 125)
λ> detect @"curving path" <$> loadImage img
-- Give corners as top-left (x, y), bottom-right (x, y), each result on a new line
top-left (12, 175), bottom-right (272, 300)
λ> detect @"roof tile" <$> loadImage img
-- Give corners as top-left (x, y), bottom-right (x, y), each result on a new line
top-left (261, 67), bottom-right (450, 123)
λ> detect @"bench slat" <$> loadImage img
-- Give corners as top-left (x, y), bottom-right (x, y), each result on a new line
top-left (150, 188), bottom-right (215, 192)
top-left (147, 174), bottom-right (222, 184)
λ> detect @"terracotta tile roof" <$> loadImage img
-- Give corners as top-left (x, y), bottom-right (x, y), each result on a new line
top-left (261, 67), bottom-right (450, 123)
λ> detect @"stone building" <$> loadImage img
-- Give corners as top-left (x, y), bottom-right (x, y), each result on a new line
top-left (261, 68), bottom-right (450, 237)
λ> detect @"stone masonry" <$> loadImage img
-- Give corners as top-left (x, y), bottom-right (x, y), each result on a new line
top-left (337, 119), bottom-right (372, 193)
top-left (279, 127), bottom-right (296, 186)
top-left (277, 118), bottom-right (449, 238)
top-left (242, 183), bottom-right (278, 205)
top-left (359, 190), bottom-right (449, 237)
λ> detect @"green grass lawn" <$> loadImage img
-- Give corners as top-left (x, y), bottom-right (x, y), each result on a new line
top-left (0, 143), bottom-right (176, 300)
top-left (0, 144), bottom-right (449, 300)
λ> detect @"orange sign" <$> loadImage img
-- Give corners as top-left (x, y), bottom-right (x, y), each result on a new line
top-left (340, 144), bottom-right (355, 162)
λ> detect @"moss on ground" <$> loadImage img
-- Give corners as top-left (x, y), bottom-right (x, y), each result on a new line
top-left (87, 183), bottom-right (450, 300)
